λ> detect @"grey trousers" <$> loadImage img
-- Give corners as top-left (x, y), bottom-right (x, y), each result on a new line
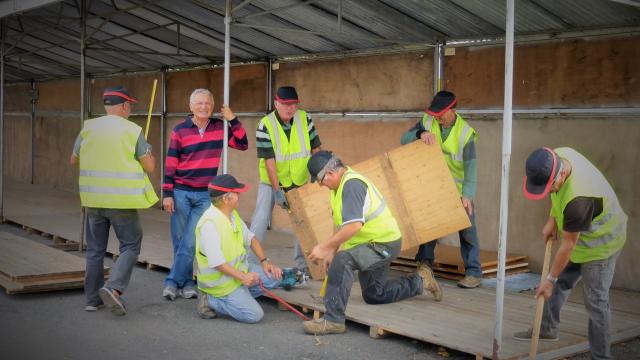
top-left (85, 208), bottom-right (142, 306)
top-left (324, 240), bottom-right (423, 324)
top-left (542, 251), bottom-right (620, 360)
top-left (249, 183), bottom-right (306, 269)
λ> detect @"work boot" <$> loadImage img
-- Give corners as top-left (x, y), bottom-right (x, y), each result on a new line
top-left (162, 285), bottom-right (177, 301)
top-left (181, 285), bottom-right (198, 299)
top-left (197, 290), bottom-right (217, 319)
top-left (99, 287), bottom-right (126, 316)
top-left (302, 318), bottom-right (346, 335)
top-left (457, 275), bottom-right (482, 289)
top-left (513, 328), bottom-right (559, 342)
top-left (417, 263), bottom-right (442, 302)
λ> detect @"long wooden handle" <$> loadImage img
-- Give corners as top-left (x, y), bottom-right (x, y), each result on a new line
top-left (144, 79), bottom-right (158, 140)
top-left (529, 239), bottom-right (554, 359)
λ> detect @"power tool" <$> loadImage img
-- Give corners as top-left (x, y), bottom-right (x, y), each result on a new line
top-left (280, 267), bottom-right (308, 291)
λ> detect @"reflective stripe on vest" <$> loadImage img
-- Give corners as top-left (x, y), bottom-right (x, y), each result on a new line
top-left (267, 112), bottom-right (311, 162)
top-left (550, 147), bottom-right (627, 263)
top-left (195, 206), bottom-right (247, 297)
top-left (330, 168), bottom-right (401, 250)
top-left (78, 115), bottom-right (158, 209)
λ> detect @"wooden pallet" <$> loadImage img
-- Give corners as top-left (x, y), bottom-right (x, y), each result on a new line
top-left (0, 231), bottom-right (107, 294)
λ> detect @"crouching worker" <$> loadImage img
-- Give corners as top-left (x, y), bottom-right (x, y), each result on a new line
top-left (302, 151), bottom-right (439, 335)
top-left (195, 174), bottom-right (283, 323)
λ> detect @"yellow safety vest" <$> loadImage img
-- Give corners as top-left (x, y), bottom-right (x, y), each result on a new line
top-left (258, 110), bottom-right (312, 188)
top-left (78, 115), bottom-right (158, 208)
top-left (421, 113), bottom-right (477, 195)
top-left (550, 147), bottom-right (627, 263)
top-left (330, 168), bottom-right (401, 250)
top-left (195, 205), bottom-right (248, 298)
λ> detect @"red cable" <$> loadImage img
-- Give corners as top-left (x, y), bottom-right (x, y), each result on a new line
top-left (259, 280), bottom-right (311, 321)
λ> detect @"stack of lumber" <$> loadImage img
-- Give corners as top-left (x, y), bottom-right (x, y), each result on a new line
top-left (0, 231), bottom-right (107, 294)
top-left (392, 244), bottom-right (529, 280)
top-left (286, 141), bottom-right (471, 280)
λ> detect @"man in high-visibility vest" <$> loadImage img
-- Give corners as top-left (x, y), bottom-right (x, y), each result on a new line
top-left (302, 151), bottom-right (438, 335)
top-left (70, 86), bottom-right (158, 316)
top-left (400, 90), bottom-right (482, 289)
top-left (195, 174), bottom-right (282, 323)
top-left (514, 147), bottom-right (627, 360)
top-left (250, 86), bottom-right (322, 274)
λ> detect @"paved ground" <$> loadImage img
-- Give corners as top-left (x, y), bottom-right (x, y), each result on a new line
top-left (0, 223), bottom-right (638, 360)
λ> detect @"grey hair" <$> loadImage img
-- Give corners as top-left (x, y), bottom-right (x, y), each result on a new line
top-left (317, 156), bottom-right (344, 180)
top-left (189, 88), bottom-right (214, 105)
top-left (211, 192), bottom-right (232, 206)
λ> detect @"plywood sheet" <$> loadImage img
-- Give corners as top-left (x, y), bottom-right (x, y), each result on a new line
top-left (287, 141), bottom-right (471, 279)
top-left (3, 115), bottom-right (31, 182)
top-left (4, 83), bottom-right (32, 112)
top-left (91, 73), bottom-right (163, 115)
top-left (274, 52), bottom-right (433, 111)
top-left (33, 116), bottom-right (80, 191)
top-left (36, 79), bottom-right (80, 111)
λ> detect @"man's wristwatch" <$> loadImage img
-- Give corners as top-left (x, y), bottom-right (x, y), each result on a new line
top-left (260, 257), bottom-right (271, 264)
top-left (546, 273), bottom-right (558, 284)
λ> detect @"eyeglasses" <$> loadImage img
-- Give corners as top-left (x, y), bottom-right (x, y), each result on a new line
top-left (317, 173), bottom-right (326, 184)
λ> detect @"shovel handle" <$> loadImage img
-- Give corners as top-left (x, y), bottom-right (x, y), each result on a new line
top-left (529, 239), bottom-right (554, 359)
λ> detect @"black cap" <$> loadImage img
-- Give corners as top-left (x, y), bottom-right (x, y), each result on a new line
top-left (208, 174), bottom-right (249, 197)
top-left (275, 86), bottom-right (299, 104)
top-left (307, 150), bottom-right (336, 183)
top-left (523, 147), bottom-right (560, 200)
top-left (103, 86), bottom-right (137, 105)
top-left (427, 90), bottom-right (457, 116)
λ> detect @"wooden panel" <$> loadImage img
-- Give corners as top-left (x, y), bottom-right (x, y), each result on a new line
top-left (90, 73), bottom-right (163, 115)
top-left (166, 64), bottom-right (267, 113)
top-left (4, 83), bottom-right (32, 112)
top-left (286, 141), bottom-right (471, 279)
top-left (274, 52), bottom-right (433, 111)
top-left (128, 115), bottom-right (163, 197)
top-left (33, 116), bottom-right (79, 191)
top-left (445, 36), bottom-right (640, 108)
top-left (3, 115), bottom-right (31, 182)
top-left (37, 79), bottom-right (80, 111)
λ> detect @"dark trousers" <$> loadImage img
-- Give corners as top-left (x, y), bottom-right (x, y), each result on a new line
top-left (324, 240), bottom-right (423, 323)
top-left (415, 210), bottom-right (482, 277)
top-left (85, 208), bottom-right (142, 306)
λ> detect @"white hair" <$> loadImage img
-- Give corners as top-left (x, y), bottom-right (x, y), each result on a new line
top-left (189, 88), bottom-right (214, 105)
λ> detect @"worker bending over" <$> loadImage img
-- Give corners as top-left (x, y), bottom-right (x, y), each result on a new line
top-left (302, 151), bottom-right (440, 335)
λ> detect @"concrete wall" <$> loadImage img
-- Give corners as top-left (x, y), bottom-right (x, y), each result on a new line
top-left (2, 37), bottom-right (639, 289)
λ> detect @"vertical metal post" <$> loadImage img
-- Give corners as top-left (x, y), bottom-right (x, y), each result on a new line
top-left (160, 69), bottom-right (166, 203)
top-left (337, 0), bottom-right (343, 32)
top-left (493, 0), bottom-right (515, 358)
top-left (266, 58), bottom-right (273, 113)
top-left (30, 79), bottom-right (35, 184)
top-left (222, 0), bottom-right (231, 175)
top-left (87, 76), bottom-right (92, 117)
top-left (433, 42), bottom-right (444, 93)
top-left (79, 0), bottom-right (87, 251)
top-left (0, 18), bottom-right (6, 220)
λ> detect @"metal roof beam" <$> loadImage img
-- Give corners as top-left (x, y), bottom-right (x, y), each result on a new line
top-left (0, 0), bottom-right (63, 18)
top-left (85, 0), bottom-right (166, 41)
top-left (231, 0), bottom-right (253, 14)
top-left (233, 0), bottom-right (322, 21)
top-left (608, 0), bottom-right (640, 7)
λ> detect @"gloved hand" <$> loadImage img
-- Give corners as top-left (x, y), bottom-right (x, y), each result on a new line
top-left (274, 189), bottom-right (289, 210)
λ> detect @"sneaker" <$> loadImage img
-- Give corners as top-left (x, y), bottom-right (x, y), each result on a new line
top-left (457, 275), bottom-right (482, 289)
top-left (302, 318), bottom-right (346, 335)
top-left (98, 287), bottom-right (126, 316)
top-left (197, 290), bottom-right (217, 319)
top-left (181, 285), bottom-right (198, 299)
top-left (162, 285), bottom-right (177, 301)
top-left (85, 304), bottom-right (104, 312)
top-left (417, 264), bottom-right (443, 302)
top-left (513, 328), bottom-right (559, 342)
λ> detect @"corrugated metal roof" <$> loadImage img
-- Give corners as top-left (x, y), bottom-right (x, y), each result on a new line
top-left (0, 0), bottom-right (639, 81)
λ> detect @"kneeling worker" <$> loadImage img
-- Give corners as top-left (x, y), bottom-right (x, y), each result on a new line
top-left (195, 174), bottom-right (283, 323)
top-left (302, 151), bottom-right (441, 335)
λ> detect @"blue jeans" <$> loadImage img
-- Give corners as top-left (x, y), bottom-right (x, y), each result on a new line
top-left (415, 209), bottom-right (482, 277)
top-left (165, 188), bottom-right (211, 289)
top-left (207, 262), bottom-right (281, 324)
top-left (85, 208), bottom-right (142, 306)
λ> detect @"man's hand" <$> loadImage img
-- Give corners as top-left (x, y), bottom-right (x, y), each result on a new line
top-left (322, 249), bottom-right (337, 274)
top-left (308, 243), bottom-right (335, 263)
top-left (262, 261), bottom-right (283, 280)
top-left (163, 197), bottom-right (175, 215)
top-left (535, 279), bottom-right (553, 300)
top-left (461, 197), bottom-right (473, 216)
top-left (420, 131), bottom-right (436, 145)
top-left (240, 272), bottom-right (260, 287)
top-left (274, 189), bottom-right (289, 210)
top-left (542, 217), bottom-right (557, 243)
top-left (221, 104), bottom-right (235, 121)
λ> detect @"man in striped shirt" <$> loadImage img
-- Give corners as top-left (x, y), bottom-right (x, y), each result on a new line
top-left (250, 86), bottom-right (322, 273)
top-left (162, 88), bottom-right (248, 304)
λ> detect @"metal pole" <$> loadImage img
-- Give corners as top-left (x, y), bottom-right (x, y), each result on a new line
top-left (493, 0), bottom-right (515, 358)
top-left (30, 79), bottom-right (35, 184)
top-left (266, 57), bottom-right (273, 112)
top-left (0, 18), bottom-right (6, 221)
top-left (222, 0), bottom-right (231, 175)
top-left (79, 0), bottom-right (87, 252)
top-left (160, 69), bottom-right (166, 203)
top-left (433, 42), bottom-right (443, 93)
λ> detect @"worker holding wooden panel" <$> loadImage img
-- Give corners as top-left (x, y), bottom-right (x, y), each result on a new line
top-left (70, 86), bottom-right (158, 316)
top-left (301, 151), bottom-right (440, 335)
top-left (514, 147), bottom-right (627, 360)
top-left (249, 86), bottom-right (323, 274)
top-left (400, 90), bottom-right (482, 289)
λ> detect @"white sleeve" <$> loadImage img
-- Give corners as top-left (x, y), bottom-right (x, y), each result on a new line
top-left (199, 222), bottom-right (227, 268)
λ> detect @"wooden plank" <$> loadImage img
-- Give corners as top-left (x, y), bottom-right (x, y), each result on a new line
top-left (286, 141), bottom-right (471, 279)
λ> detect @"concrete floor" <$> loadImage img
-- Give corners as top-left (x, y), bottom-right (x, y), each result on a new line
top-left (0, 223), bottom-right (638, 360)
